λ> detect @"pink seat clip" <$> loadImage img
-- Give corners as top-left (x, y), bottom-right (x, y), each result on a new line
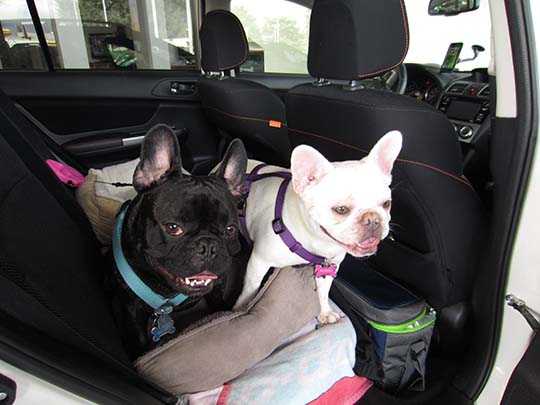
top-left (46, 159), bottom-right (85, 188)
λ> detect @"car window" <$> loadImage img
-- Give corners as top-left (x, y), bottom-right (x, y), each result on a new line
top-left (0, 4), bottom-right (48, 70)
top-left (404, 0), bottom-right (491, 71)
top-left (231, 0), bottom-right (310, 74)
top-left (0, 0), bottom-right (198, 71)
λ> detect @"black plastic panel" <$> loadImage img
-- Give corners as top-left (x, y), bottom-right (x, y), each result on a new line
top-left (0, 71), bottom-right (200, 100)
top-left (19, 99), bottom-right (160, 135)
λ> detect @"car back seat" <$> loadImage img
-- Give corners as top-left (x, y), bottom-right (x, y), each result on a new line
top-left (0, 88), bottom-right (176, 404)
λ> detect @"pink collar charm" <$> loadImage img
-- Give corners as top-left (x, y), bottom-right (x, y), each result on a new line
top-left (315, 263), bottom-right (337, 278)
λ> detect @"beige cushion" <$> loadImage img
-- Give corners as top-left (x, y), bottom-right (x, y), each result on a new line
top-left (76, 159), bottom-right (193, 245)
top-left (134, 266), bottom-right (320, 395)
top-left (76, 173), bottom-right (125, 244)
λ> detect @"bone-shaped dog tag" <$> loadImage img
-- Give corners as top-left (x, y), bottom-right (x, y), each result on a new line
top-left (151, 313), bottom-right (176, 342)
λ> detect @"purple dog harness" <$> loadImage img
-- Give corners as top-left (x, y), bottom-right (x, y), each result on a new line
top-left (239, 164), bottom-right (337, 279)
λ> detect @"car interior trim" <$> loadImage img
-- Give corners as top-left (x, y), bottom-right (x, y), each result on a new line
top-left (490, 0), bottom-right (517, 118)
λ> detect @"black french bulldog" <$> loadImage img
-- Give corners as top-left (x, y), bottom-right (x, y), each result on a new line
top-left (108, 124), bottom-right (248, 359)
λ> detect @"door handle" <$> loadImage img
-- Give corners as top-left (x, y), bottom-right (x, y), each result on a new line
top-left (170, 81), bottom-right (196, 95)
top-left (121, 135), bottom-right (145, 147)
top-left (65, 128), bottom-right (189, 156)
top-left (122, 127), bottom-right (189, 147)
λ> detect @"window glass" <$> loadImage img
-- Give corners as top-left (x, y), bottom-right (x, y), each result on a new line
top-left (404, 0), bottom-right (491, 71)
top-left (231, 0), bottom-right (310, 74)
top-left (0, 2), bottom-right (48, 70)
top-left (31, 0), bottom-right (197, 70)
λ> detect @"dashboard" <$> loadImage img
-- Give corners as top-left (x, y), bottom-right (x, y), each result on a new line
top-left (405, 76), bottom-right (441, 106)
top-left (402, 63), bottom-right (492, 206)
top-left (437, 81), bottom-right (490, 143)
top-left (404, 64), bottom-right (445, 106)
top-left (404, 63), bottom-right (490, 144)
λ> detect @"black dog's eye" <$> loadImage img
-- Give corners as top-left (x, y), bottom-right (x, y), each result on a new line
top-left (164, 223), bottom-right (183, 236)
top-left (333, 206), bottom-right (350, 215)
top-left (382, 200), bottom-right (392, 210)
top-left (225, 225), bottom-right (236, 235)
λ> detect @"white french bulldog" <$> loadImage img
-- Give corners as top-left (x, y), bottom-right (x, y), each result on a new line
top-left (234, 130), bottom-right (403, 324)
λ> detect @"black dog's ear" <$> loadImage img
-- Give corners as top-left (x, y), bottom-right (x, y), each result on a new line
top-left (217, 139), bottom-right (247, 197)
top-left (133, 124), bottom-right (182, 191)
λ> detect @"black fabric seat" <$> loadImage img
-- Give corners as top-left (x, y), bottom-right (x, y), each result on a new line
top-left (0, 89), bottom-right (176, 404)
top-left (287, 0), bottom-right (488, 350)
top-left (198, 10), bottom-right (291, 166)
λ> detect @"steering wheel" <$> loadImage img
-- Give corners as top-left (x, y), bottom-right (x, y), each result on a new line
top-left (358, 64), bottom-right (408, 94)
top-left (381, 64), bottom-right (408, 95)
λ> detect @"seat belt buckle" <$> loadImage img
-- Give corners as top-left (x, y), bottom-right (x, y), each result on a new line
top-left (46, 159), bottom-right (85, 188)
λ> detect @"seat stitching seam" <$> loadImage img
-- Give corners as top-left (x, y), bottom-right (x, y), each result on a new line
top-left (205, 106), bottom-right (287, 127)
top-left (288, 127), bottom-right (473, 190)
top-left (290, 92), bottom-right (443, 116)
top-left (0, 172), bottom-right (29, 207)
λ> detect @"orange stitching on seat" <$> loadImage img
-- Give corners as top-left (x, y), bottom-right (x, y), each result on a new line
top-left (395, 158), bottom-right (473, 189)
top-left (289, 127), bottom-right (370, 154)
top-left (356, 0), bottom-right (409, 78)
top-left (288, 128), bottom-right (474, 190)
top-left (206, 106), bottom-right (287, 128)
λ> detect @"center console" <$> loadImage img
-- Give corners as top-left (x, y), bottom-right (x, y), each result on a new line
top-left (437, 81), bottom-right (490, 143)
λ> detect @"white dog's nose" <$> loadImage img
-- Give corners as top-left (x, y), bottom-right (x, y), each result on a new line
top-left (360, 211), bottom-right (381, 230)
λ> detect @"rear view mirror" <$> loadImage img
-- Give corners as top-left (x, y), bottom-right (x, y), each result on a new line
top-left (428, 0), bottom-right (480, 16)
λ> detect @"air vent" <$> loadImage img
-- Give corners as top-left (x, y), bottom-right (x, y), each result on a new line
top-left (447, 82), bottom-right (469, 95)
top-left (479, 85), bottom-right (490, 96)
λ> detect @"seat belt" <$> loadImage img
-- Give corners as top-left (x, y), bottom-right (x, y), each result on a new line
top-left (14, 103), bottom-right (88, 174)
top-left (0, 90), bottom-right (94, 238)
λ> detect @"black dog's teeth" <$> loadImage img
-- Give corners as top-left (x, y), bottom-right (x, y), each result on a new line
top-left (184, 278), bottom-right (212, 287)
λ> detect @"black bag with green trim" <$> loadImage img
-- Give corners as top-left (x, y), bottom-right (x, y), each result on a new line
top-left (331, 258), bottom-right (436, 393)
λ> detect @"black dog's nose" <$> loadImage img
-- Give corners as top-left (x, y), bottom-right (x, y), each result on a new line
top-left (196, 238), bottom-right (218, 261)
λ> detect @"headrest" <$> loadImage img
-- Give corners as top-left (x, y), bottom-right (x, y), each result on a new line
top-left (200, 10), bottom-right (248, 72)
top-left (308, 0), bottom-right (409, 81)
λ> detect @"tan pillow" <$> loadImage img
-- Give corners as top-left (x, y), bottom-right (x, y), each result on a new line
top-left (76, 159), bottom-right (191, 245)
top-left (76, 173), bottom-right (124, 244)
top-left (134, 266), bottom-right (320, 395)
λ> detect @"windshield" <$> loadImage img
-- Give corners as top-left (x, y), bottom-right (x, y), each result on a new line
top-left (404, 0), bottom-right (491, 71)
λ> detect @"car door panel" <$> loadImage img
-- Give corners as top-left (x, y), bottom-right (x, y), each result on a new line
top-left (0, 72), bottom-right (220, 172)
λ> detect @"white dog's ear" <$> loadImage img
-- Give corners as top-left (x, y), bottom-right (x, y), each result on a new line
top-left (291, 145), bottom-right (333, 194)
top-left (368, 130), bottom-right (403, 176)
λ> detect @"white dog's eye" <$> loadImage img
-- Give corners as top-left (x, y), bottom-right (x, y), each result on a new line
top-left (164, 223), bottom-right (183, 236)
top-left (333, 206), bottom-right (350, 215)
top-left (383, 200), bottom-right (392, 209)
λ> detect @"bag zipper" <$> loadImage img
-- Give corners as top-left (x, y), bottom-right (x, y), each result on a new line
top-left (368, 307), bottom-right (437, 334)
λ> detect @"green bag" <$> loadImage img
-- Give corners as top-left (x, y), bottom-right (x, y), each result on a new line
top-left (332, 259), bottom-right (436, 392)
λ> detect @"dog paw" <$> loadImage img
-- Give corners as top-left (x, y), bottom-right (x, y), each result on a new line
top-left (317, 310), bottom-right (341, 325)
